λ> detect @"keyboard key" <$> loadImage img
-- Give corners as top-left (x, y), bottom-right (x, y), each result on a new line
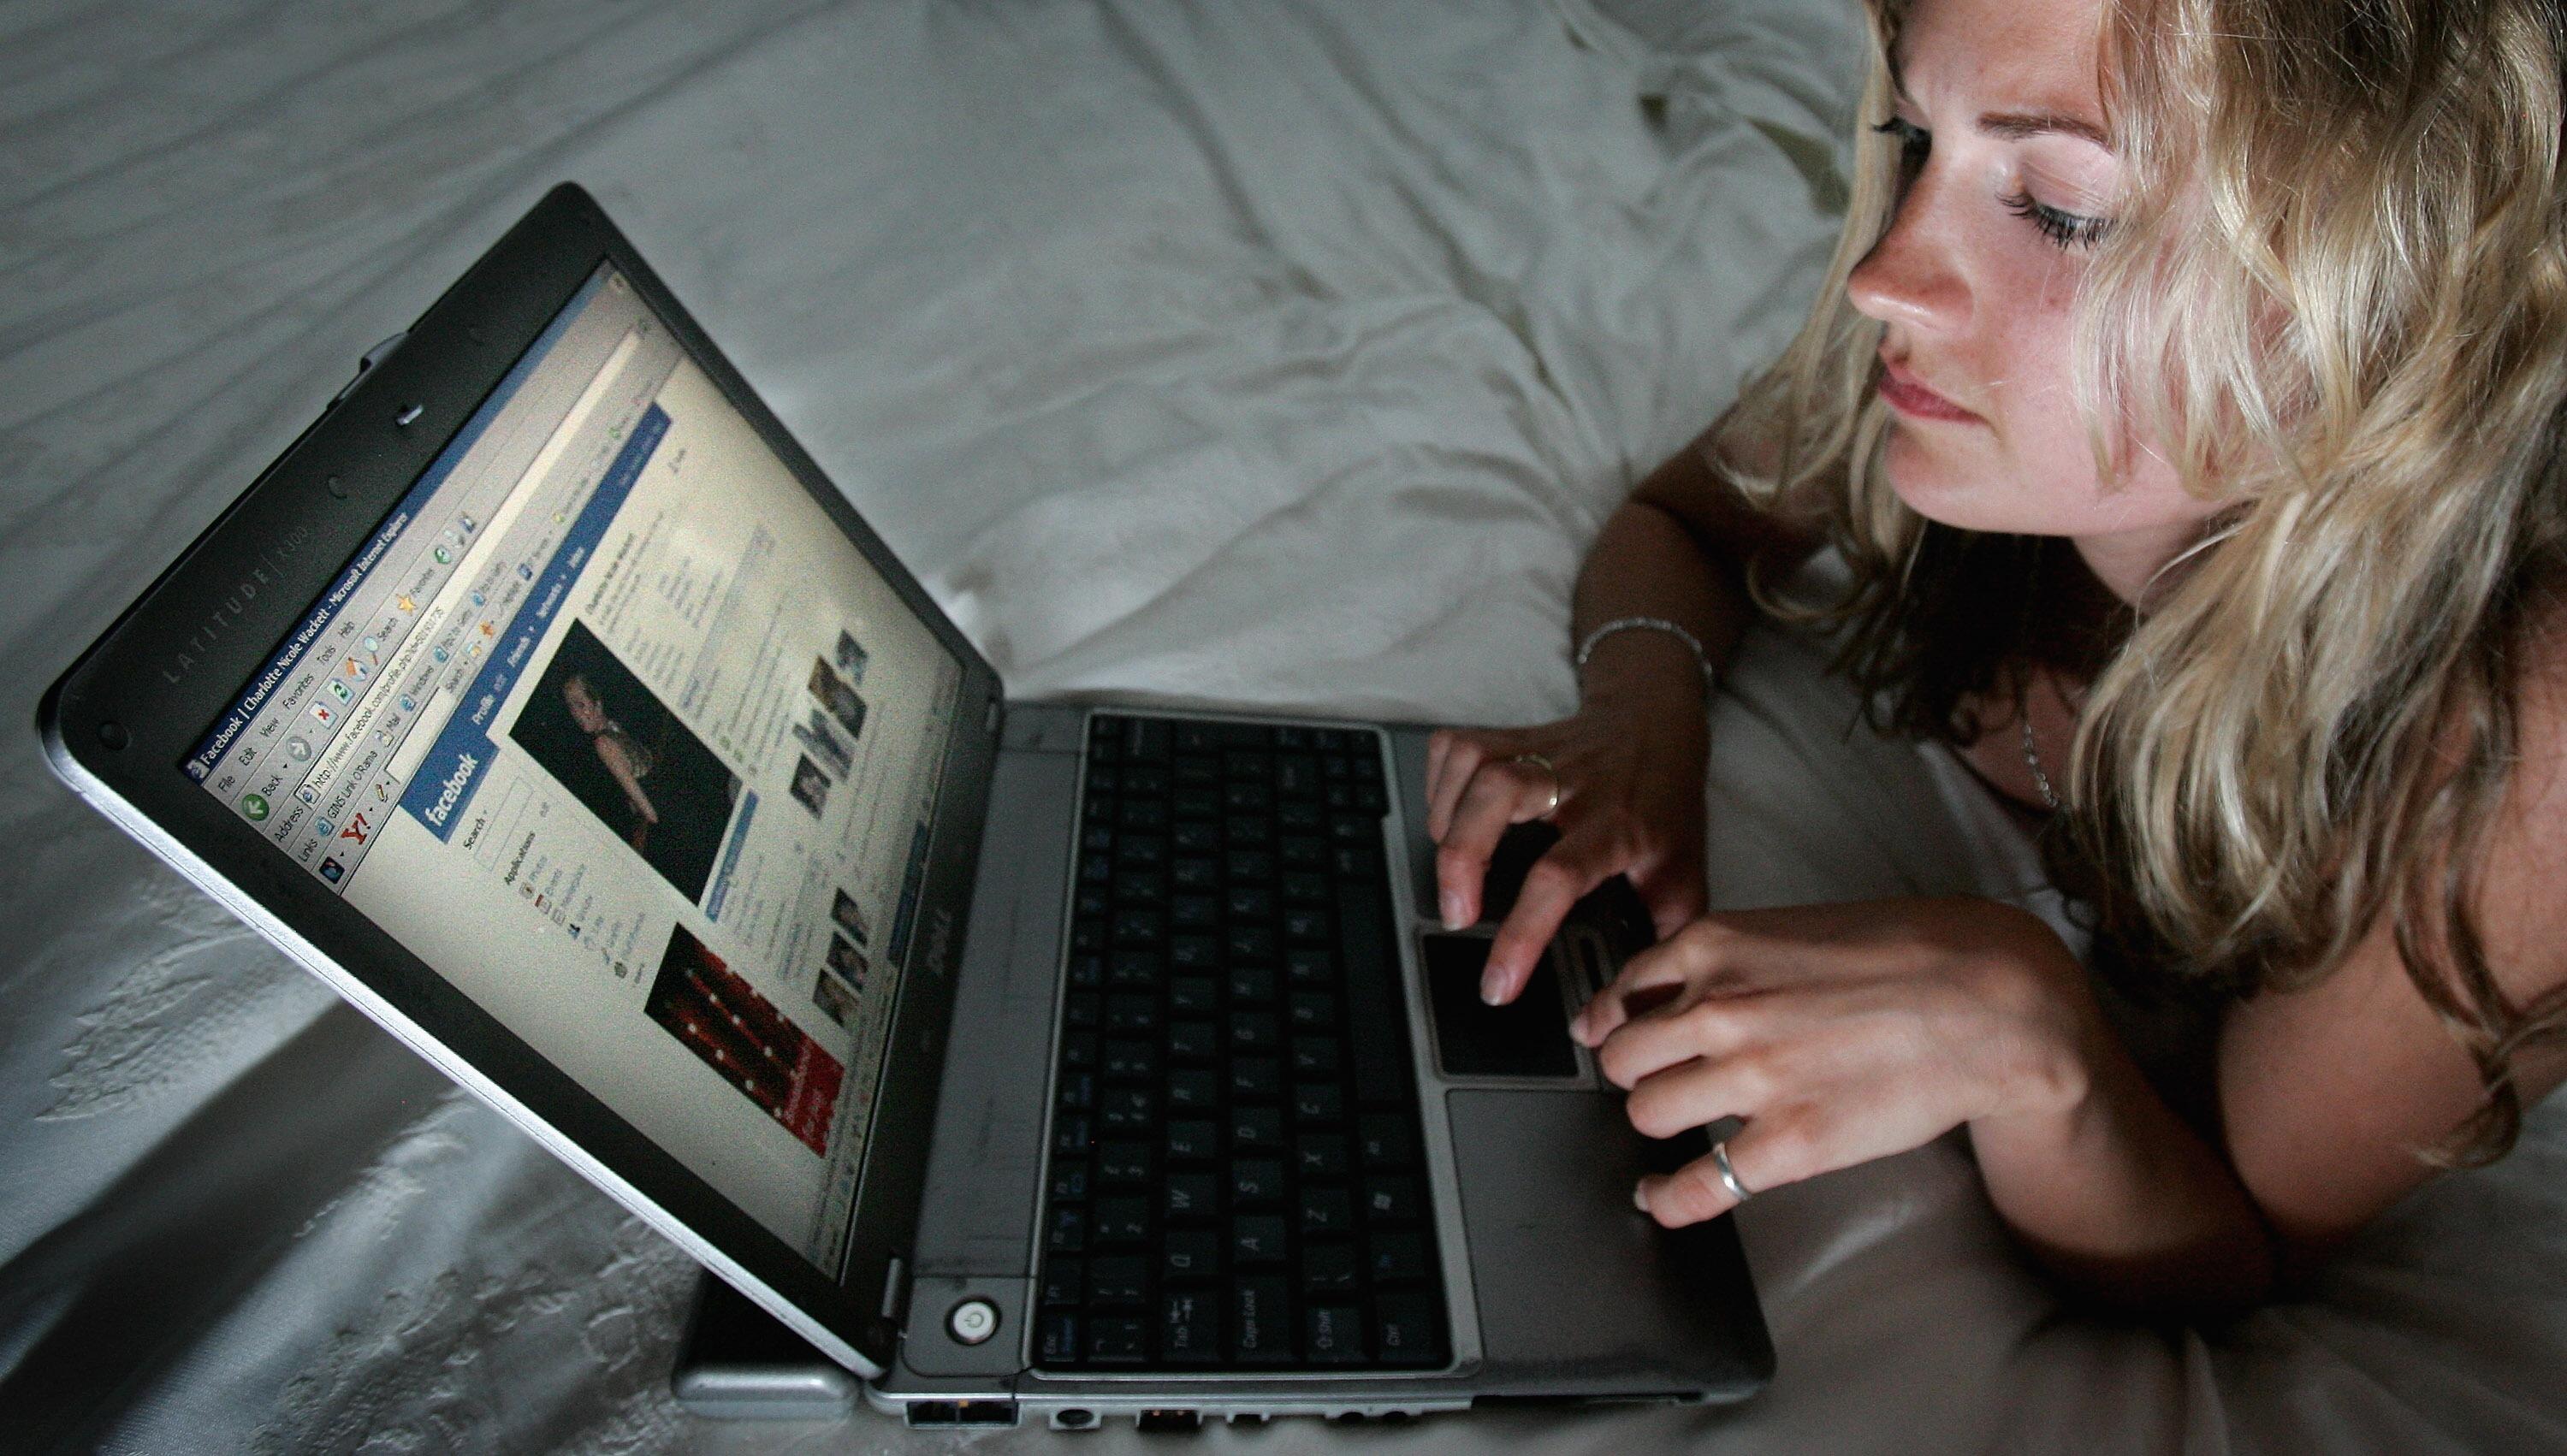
top-left (1170, 936), bottom-right (1219, 970)
top-left (1163, 1228), bottom-right (1220, 1280)
top-left (1168, 1021), bottom-right (1217, 1060)
top-left (1229, 1056), bottom-right (1282, 1099)
top-left (1106, 994), bottom-right (1159, 1035)
top-left (1088, 1317), bottom-right (1149, 1364)
top-left (1363, 1176), bottom-right (1424, 1225)
top-left (1295, 1134), bottom-right (1349, 1179)
top-left (1099, 1140), bottom-right (1153, 1184)
top-left (1291, 1037), bottom-right (1342, 1077)
top-left (1050, 1160), bottom-right (1090, 1202)
top-left (1373, 1292), bottom-right (1446, 1366)
top-left (1301, 1239), bottom-right (1358, 1294)
top-left (1227, 926), bottom-right (1278, 961)
top-left (1227, 966), bottom-right (1278, 1005)
top-left (1069, 955), bottom-right (1106, 990)
top-left (1169, 977), bottom-right (1218, 1016)
top-left (1230, 1158), bottom-right (1285, 1206)
top-left (1292, 1084), bottom-right (1343, 1124)
top-left (1052, 1115), bottom-right (1092, 1156)
top-left (1167, 1121), bottom-right (1218, 1161)
top-left (1231, 1105), bottom-right (1284, 1151)
top-left (1042, 1259), bottom-right (1082, 1307)
top-left (1171, 895), bottom-right (1219, 930)
top-left (1056, 1070), bottom-right (1094, 1110)
top-left (1102, 1039), bottom-right (1156, 1080)
top-left (1175, 821), bottom-right (1222, 852)
top-left (1088, 1255), bottom-right (1149, 1305)
top-left (1288, 991), bottom-right (1337, 1032)
top-left (1047, 1206), bottom-right (1087, 1253)
top-left (1358, 1113), bottom-right (1415, 1169)
top-left (1232, 1216), bottom-right (1288, 1264)
top-left (1040, 1313), bottom-right (1082, 1364)
top-left (1299, 1185), bottom-right (1353, 1234)
top-left (1284, 907), bottom-right (1331, 943)
top-left (1230, 1010), bottom-right (1280, 1053)
top-left (1165, 1171), bottom-right (1218, 1221)
top-left (1161, 1289), bottom-right (1221, 1364)
top-left (1172, 855), bottom-right (1219, 890)
top-left (1167, 1068), bottom-right (1218, 1111)
top-left (1099, 1087), bottom-right (1154, 1130)
top-left (1367, 1232), bottom-right (1429, 1283)
top-left (1231, 1278), bottom-right (1291, 1363)
top-left (1094, 1198), bottom-right (1152, 1245)
top-left (1062, 1030), bottom-right (1100, 1071)
top-left (1109, 950), bottom-right (1162, 987)
top-left (1305, 1304), bottom-right (1366, 1364)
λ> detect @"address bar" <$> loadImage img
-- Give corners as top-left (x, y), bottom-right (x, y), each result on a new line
top-left (306, 325), bottom-right (644, 798)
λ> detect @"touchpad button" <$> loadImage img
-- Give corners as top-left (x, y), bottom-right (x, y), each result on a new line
top-left (1423, 934), bottom-right (1579, 1079)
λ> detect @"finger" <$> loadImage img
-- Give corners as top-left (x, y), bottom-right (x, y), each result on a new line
top-left (1435, 757), bottom-right (1550, 931)
top-left (1621, 1046), bottom-right (1780, 1145)
top-left (1424, 728), bottom-right (1459, 826)
top-left (1481, 849), bottom-right (1610, 1004)
top-left (1594, 992), bottom-right (1766, 1092)
top-left (1635, 1110), bottom-right (1828, 1228)
top-left (1425, 731), bottom-right (1505, 844)
top-left (1571, 924), bottom-right (1729, 1046)
top-left (1631, 852), bottom-right (1708, 943)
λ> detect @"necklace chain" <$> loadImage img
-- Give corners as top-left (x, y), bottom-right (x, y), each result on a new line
top-left (2019, 715), bottom-right (2060, 811)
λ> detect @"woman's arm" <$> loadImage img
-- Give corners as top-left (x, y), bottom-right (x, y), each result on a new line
top-left (2216, 629), bottom-right (2567, 1273)
top-left (1574, 896), bottom-right (2277, 1317)
top-left (1428, 421), bottom-right (1828, 1000)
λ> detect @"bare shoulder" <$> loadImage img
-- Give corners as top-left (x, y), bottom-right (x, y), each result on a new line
top-left (2217, 607), bottom-right (2567, 1248)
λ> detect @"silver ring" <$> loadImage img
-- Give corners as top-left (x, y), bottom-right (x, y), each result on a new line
top-left (1710, 1138), bottom-right (1753, 1204)
top-left (1509, 752), bottom-right (1562, 820)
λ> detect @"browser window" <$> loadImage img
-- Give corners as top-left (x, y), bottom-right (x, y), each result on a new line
top-left (185, 264), bottom-right (965, 1272)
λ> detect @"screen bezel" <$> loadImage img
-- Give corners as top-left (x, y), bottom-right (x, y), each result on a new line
top-left (37, 183), bottom-right (1003, 1375)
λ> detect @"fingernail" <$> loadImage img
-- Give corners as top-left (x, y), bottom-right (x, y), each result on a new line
top-left (1567, 1010), bottom-right (1589, 1045)
top-left (1633, 1181), bottom-right (1652, 1213)
top-left (1479, 966), bottom-right (1504, 1005)
top-left (1441, 891), bottom-right (1467, 931)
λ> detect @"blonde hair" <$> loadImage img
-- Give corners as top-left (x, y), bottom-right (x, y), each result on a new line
top-left (1719, 0), bottom-right (2567, 1162)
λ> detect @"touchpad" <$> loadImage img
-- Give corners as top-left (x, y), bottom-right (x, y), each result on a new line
top-left (1423, 934), bottom-right (1579, 1079)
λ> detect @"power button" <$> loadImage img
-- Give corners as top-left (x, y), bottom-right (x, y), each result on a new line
top-left (947, 1298), bottom-right (999, 1346)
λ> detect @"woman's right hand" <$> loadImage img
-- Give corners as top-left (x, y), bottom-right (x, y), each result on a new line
top-left (1425, 678), bottom-right (1710, 1006)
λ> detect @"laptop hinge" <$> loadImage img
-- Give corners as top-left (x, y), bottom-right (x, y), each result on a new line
top-left (880, 1254), bottom-right (910, 1323)
top-left (983, 697), bottom-right (1003, 736)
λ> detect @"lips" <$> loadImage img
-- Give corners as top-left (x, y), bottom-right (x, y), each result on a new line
top-left (1877, 359), bottom-right (1980, 423)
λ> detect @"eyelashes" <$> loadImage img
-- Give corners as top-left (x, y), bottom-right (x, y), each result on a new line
top-left (1870, 116), bottom-right (2112, 251)
top-left (2001, 191), bottom-right (2110, 249)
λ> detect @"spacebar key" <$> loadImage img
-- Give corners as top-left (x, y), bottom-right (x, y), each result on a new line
top-left (1336, 875), bottom-right (1412, 1108)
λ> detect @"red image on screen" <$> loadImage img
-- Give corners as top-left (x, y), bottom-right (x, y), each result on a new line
top-left (643, 924), bottom-right (842, 1154)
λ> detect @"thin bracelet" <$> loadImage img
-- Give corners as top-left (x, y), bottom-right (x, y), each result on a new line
top-left (1574, 616), bottom-right (1717, 692)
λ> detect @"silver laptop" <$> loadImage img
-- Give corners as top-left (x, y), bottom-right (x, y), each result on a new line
top-left (39, 184), bottom-right (1768, 1430)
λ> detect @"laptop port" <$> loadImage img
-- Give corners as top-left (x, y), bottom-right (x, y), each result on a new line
top-left (905, 1400), bottom-right (1017, 1428)
top-left (1136, 1410), bottom-right (1201, 1433)
top-left (1054, 1408), bottom-right (1097, 1429)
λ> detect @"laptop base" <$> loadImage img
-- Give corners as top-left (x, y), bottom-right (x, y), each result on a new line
top-left (670, 1275), bottom-right (861, 1422)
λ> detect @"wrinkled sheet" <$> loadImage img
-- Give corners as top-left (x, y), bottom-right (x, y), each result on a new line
top-left (3, 1), bottom-right (2562, 1451)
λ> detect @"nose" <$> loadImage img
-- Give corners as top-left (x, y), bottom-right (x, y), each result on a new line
top-left (1847, 169), bottom-right (1970, 334)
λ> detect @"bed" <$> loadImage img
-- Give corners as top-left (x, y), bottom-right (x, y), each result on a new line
top-left (5, 1), bottom-right (2564, 1450)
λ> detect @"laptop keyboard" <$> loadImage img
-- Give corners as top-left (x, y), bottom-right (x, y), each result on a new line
top-left (1033, 713), bottom-right (1450, 1372)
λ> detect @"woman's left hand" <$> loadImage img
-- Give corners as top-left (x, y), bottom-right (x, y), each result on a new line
top-left (1573, 896), bottom-right (2102, 1226)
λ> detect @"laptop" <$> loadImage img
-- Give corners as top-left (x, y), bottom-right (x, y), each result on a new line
top-left (39, 184), bottom-right (1769, 1429)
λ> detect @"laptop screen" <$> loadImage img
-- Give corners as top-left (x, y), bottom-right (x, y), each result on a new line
top-left (178, 263), bottom-right (966, 1276)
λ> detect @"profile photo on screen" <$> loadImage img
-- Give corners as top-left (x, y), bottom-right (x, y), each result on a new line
top-left (510, 619), bottom-right (742, 903)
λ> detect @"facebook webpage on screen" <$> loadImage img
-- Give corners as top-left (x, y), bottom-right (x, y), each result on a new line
top-left (187, 265), bottom-right (964, 1272)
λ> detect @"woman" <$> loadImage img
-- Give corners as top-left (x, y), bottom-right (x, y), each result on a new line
top-left (562, 672), bottom-right (661, 850)
top-left (1427, 0), bottom-right (2567, 1314)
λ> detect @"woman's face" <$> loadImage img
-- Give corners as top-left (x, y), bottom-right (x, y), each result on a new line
top-left (563, 678), bottom-right (607, 733)
top-left (1847, 0), bottom-right (2221, 600)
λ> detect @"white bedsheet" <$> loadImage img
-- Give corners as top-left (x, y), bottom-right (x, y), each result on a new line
top-left (3, 2), bottom-right (2562, 1451)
